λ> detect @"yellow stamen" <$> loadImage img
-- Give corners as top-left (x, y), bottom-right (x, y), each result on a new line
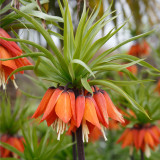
top-left (101, 124), bottom-right (107, 141)
top-left (145, 144), bottom-right (151, 158)
top-left (0, 69), bottom-right (6, 89)
top-left (52, 118), bottom-right (67, 140)
top-left (13, 79), bottom-right (18, 89)
top-left (82, 120), bottom-right (89, 142)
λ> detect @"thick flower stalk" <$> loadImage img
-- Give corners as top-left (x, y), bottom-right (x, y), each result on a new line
top-left (0, 135), bottom-right (24, 158)
top-left (32, 85), bottom-right (124, 142)
top-left (0, 28), bottom-right (32, 89)
top-left (117, 124), bottom-right (160, 158)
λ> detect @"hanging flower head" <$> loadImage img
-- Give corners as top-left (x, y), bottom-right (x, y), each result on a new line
top-left (0, 28), bottom-right (32, 89)
top-left (0, 135), bottom-right (25, 158)
top-left (117, 124), bottom-right (160, 158)
top-left (32, 85), bottom-right (125, 141)
top-left (119, 64), bottom-right (138, 76)
top-left (128, 40), bottom-right (150, 57)
top-left (109, 108), bottom-right (136, 130)
top-left (155, 80), bottom-right (160, 95)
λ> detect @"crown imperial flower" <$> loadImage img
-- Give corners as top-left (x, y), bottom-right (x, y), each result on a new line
top-left (117, 124), bottom-right (160, 158)
top-left (32, 85), bottom-right (124, 142)
top-left (0, 28), bottom-right (32, 89)
top-left (0, 135), bottom-right (24, 158)
top-left (155, 80), bottom-right (160, 95)
top-left (128, 40), bottom-right (150, 57)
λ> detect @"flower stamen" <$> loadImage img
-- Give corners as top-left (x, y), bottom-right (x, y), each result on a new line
top-left (145, 144), bottom-right (151, 158)
top-left (52, 118), bottom-right (67, 140)
top-left (101, 124), bottom-right (107, 141)
top-left (82, 120), bottom-right (89, 142)
top-left (13, 76), bottom-right (18, 89)
top-left (0, 69), bottom-right (6, 89)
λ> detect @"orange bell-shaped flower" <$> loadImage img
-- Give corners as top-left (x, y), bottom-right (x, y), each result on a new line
top-left (0, 28), bottom-right (32, 89)
top-left (32, 85), bottom-right (125, 142)
top-left (155, 80), bottom-right (160, 95)
top-left (0, 135), bottom-right (25, 158)
top-left (117, 124), bottom-right (160, 158)
top-left (128, 40), bottom-right (150, 57)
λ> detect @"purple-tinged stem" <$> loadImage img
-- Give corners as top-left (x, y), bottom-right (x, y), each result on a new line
top-left (76, 125), bottom-right (85, 160)
top-left (140, 149), bottom-right (145, 160)
top-left (72, 132), bottom-right (77, 160)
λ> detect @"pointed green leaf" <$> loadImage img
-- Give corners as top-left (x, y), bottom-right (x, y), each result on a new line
top-left (12, 8), bottom-right (68, 73)
top-left (97, 54), bottom-right (160, 72)
top-left (92, 29), bottom-right (155, 66)
top-left (0, 53), bottom-right (46, 61)
top-left (48, 29), bottom-right (64, 40)
top-left (68, 62), bottom-right (75, 82)
top-left (106, 79), bottom-right (154, 86)
top-left (0, 36), bottom-right (57, 67)
top-left (72, 59), bottom-right (95, 78)
top-left (6, 66), bottom-right (34, 83)
top-left (81, 77), bottom-right (93, 94)
top-left (0, 142), bottom-right (24, 158)
top-left (25, 10), bottom-right (63, 22)
top-left (93, 59), bottom-right (144, 71)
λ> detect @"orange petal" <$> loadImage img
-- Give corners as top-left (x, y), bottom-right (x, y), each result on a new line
top-left (148, 129), bottom-right (159, 145)
top-left (2, 148), bottom-right (10, 157)
top-left (41, 88), bottom-right (63, 121)
top-left (133, 129), bottom-right (139, 149)
top-left (84, 97), bottom-right (101, 129)
top-left (144, 131), bottom-right (155, 149)
top-left (0, 135), bottom-right (10, 157)
top-left (2, 66), bottom-right (15, 82)
top-left (127, 65), bottom-right (137, 75)
top-left (67, 119), bottom-right (77, 135)
top-left (152, 126), bottom-right (160, 137)
top-left (0, 28), bottom-right (22, 54)
top-left (90, 96), bottom-right (108, 128)
top-left (68, 90), bottom-right (76, 121)
top-left (138, 129), bottom-right (146, 148)
top-left (117, 128), bottom-right (130, 143)
top-left (0, 46), bottom-right (17, 70)
top-left (89, 127), bottom-right (102, 142)
top-left (76, 95), bottom-right (85, 127)
top-left (122, 130), bottom-right (133, 148)
top-left (46, 109), bottom-right (57, 126)
top-left (12, 138), bottom-right (24, 152)
top-left (109, 119), bottom-right (119, 130)
top-left (102, 91), bottom-right (124, 123)
top-left (32, 87), bottom-right (55, 118)
top-left (55, 91), bottom-right (72, 123)
top-left (93, 91), bottom-right (109, 125)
